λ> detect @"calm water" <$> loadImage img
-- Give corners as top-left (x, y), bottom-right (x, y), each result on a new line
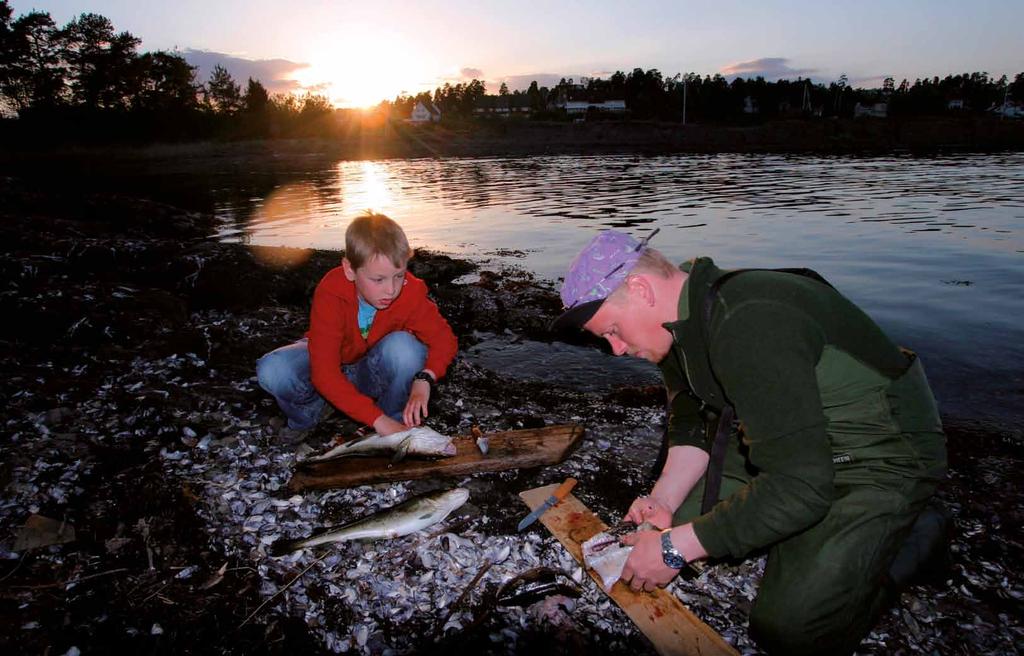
top-left (209, 153), bottom-right (1024, 430)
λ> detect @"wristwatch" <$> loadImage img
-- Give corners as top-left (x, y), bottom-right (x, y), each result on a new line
top-left (660, 529), bottom-right (687, 569)
top-left (413, 371), bottom-right (435, 388)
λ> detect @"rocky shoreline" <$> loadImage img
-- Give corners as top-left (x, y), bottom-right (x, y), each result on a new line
top-left (0, 178), bottom-right (1020, 654)
top-left (5, 116), bottom-right (1024, 172)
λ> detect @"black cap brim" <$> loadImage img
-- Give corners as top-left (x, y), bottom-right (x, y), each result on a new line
top-left (549, 299), bottom-right (605, 332)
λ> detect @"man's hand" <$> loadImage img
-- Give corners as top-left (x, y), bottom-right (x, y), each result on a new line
top-left (373, 414), bottom-right (407, 436)
top-left (623, 496), bottom-right (673, 529)
top-left (620, 529), bottom-right (680, 593)
top-left (403, 379), bottom-right (431, 427)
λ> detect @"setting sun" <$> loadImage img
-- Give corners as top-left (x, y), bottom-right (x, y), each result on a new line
top-left (293, 32), bottom-right (437, 108)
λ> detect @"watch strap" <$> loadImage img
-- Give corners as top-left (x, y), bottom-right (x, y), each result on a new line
top-left (413, 371), bottom-right (435, 388)
top-left (660, 529), bottom-right (687, 569)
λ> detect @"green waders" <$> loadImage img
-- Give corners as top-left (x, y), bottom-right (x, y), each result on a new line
top-left (673, 357), bottom-right (946, 655)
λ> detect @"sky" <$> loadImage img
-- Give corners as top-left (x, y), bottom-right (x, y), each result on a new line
top-left (10, 0), bottom-right (1024, 107)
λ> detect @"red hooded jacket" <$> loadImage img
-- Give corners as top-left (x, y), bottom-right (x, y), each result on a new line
top-left (306, 267), bottom-right (457, 426)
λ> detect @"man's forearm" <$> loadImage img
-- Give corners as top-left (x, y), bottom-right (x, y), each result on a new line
top-left (650, 445), bottom-right (710, 513)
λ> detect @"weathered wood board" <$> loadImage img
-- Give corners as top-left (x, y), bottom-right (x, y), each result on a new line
top-left (288, 424), bottom-right (584, 492)
top-left (520, 483), bottom-right (738, 656)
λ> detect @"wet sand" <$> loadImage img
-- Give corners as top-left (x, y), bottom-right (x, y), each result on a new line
top-left (0, 178), bottom-right (1020, 654)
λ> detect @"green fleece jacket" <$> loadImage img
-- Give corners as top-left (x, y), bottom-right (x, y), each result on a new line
top-left (660, 257), bottom-right (943, 559)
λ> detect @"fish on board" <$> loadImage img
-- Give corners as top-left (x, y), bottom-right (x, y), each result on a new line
top-left (307, 426), bottom-right (457, 463)
top-left (270, 487), bottom-right (470, 556)
top-left (581, 521), bottom-right (654, 591)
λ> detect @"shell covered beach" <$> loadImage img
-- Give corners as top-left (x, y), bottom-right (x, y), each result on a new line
top-left (0, 177), bottom-right (1022, 655)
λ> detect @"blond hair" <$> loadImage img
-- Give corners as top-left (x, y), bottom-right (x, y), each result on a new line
top-left (345, 212), bottom-right (412, 269)
top-left (606, 247), bottom-right (678, 303)
top-left (631, 247), bottom-right (678, 277)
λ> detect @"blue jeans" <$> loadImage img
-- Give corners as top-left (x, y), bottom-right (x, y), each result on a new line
top-left (256, 331), bottom-right (427, 430)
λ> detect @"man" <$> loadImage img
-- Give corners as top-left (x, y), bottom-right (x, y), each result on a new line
top-left (551, 230), bottom-right (946, 654)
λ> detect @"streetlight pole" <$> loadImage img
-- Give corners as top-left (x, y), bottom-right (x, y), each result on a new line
top-left (682, 75), bottom-right (687, 125)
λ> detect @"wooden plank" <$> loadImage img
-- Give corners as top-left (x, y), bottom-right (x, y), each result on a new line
top-left (288, 424), bottom-right (585, 492)
top-left (520, 484), bottom-right (737, 656)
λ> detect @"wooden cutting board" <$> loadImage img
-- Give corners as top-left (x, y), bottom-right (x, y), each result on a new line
top-left (288, 424), bottom-right (584, 492)
top-left (519, 483), bottom-right (738, 656)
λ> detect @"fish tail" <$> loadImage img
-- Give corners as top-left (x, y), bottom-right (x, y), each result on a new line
top-left (269, 537), bottom-right (306, 557)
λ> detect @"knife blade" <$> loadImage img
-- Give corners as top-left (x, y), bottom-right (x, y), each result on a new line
top-left (517, 477), bottom-right (577, 531)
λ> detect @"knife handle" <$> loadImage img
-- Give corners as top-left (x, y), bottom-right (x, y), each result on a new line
top-left (553, 477), bottom-right (578, 501)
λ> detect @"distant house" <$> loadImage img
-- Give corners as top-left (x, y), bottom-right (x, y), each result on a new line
top-left (560, 99), bottom-right (627, 115)
top-left (409, 101), bottom-right (441, 123)
top-left (947, 99), bottom-right (965, 111)
top-left (990, 101), bottom-right (1024, 118)
top-left (474, 95), bottom-right (532, 117)
top-left (743, 96), bottom-right (759, 115)
top-left (854, 102), bottom-right (888, 118)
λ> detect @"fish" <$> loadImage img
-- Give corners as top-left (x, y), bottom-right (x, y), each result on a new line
top-left (306, 426), bottom-right (457, 463)
top-left (581, 521), bottom-right (654, 591)
top-left (270, 487), bottom-right (470, 556)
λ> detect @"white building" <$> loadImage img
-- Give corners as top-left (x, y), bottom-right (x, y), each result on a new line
top-left (409, 101), bottom-right (441, 123)
top-left (561, 100), bottom-right (627, 115)
top-left (990, 101), bottom-right (1024, 118)
top-left (854, 102), bottom-right (888, 118)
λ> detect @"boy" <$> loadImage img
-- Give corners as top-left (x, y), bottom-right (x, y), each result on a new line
top-left (257, 212), bottom-right (458, 442)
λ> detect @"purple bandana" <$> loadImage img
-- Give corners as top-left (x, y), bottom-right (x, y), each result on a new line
top-left (551, 228), bottom-right (659, 330)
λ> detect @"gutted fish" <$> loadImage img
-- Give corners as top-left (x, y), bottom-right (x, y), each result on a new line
top-left (581, 521), bottom-right (655, 591)
top-left (496, 567), bottom-right (582, 608)
top-left (270, 487), bottom-right (470, 556)
top-left (307, 426), bottom-right (457, 463)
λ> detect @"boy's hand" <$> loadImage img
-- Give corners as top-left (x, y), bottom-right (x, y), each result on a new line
top-left (373, 414), bottom-right (407, 436)
top-left (403, 380), bottom-right (431, 427)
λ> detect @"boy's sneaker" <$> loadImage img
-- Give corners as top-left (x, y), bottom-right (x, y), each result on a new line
top-left (277, 425), bottom-right (312, 445)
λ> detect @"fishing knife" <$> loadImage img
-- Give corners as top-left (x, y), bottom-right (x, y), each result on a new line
top-left (517, 477), bottom-right (578, 531)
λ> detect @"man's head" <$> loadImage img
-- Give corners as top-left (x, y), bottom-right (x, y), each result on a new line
top-left (552, 229), bottom-right (683, 363)
top-left (342, 212), bottom-right (413, 309)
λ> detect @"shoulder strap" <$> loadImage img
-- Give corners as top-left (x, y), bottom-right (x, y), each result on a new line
top-left (699, 267), bottom-right (834, 514)
top-left (702, 267), bottom-right (835, 329)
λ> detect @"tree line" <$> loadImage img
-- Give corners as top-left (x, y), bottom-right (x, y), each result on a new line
top-left (2, 2), bottom-right (1022, 145)
top-left (403, 69), bottom-right (1024, 122)
top-left (0, 1), bottom-right (334, 142)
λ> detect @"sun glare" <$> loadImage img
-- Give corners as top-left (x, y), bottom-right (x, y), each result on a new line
top-left (294, 33), bottom-right (435, 108)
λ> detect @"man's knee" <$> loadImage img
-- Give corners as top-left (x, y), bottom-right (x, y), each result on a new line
top-left (749, 579), bottom-right (871, 655)
top-left (378, 331), bottom-right (426, 374)
top-left (750, 599), bottom-right (831, 655)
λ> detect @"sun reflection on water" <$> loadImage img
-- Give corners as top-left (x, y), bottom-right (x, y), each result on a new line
top-left (345, 161), bottom-right (394, 214)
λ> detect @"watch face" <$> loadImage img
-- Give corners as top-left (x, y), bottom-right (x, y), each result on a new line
top-left (664, 552), bottom-right (686, 569)
top-left (661, 531), bottom-right (687, 569)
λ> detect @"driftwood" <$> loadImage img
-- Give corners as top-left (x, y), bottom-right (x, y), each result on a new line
top-left (288, 424), bottom-right (584, 492)
top-left (519, 483), bottom-right (738, 656)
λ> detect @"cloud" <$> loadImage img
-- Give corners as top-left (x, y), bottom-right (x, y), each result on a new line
top-left (182, 49), bottom-right (308, 95)
top-left (460, 67), bottom-right (484, 79)
top-left (720, 57), bottom-right (816, 81)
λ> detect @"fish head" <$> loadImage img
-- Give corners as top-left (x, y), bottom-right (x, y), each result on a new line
top-left (407, 427), bottom-right (457, 456)
top-left (442, 487), bottom-right (471, 510)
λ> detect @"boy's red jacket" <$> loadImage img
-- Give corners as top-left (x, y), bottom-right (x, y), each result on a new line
top-left (306, 267), bottom-right (458, 426)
